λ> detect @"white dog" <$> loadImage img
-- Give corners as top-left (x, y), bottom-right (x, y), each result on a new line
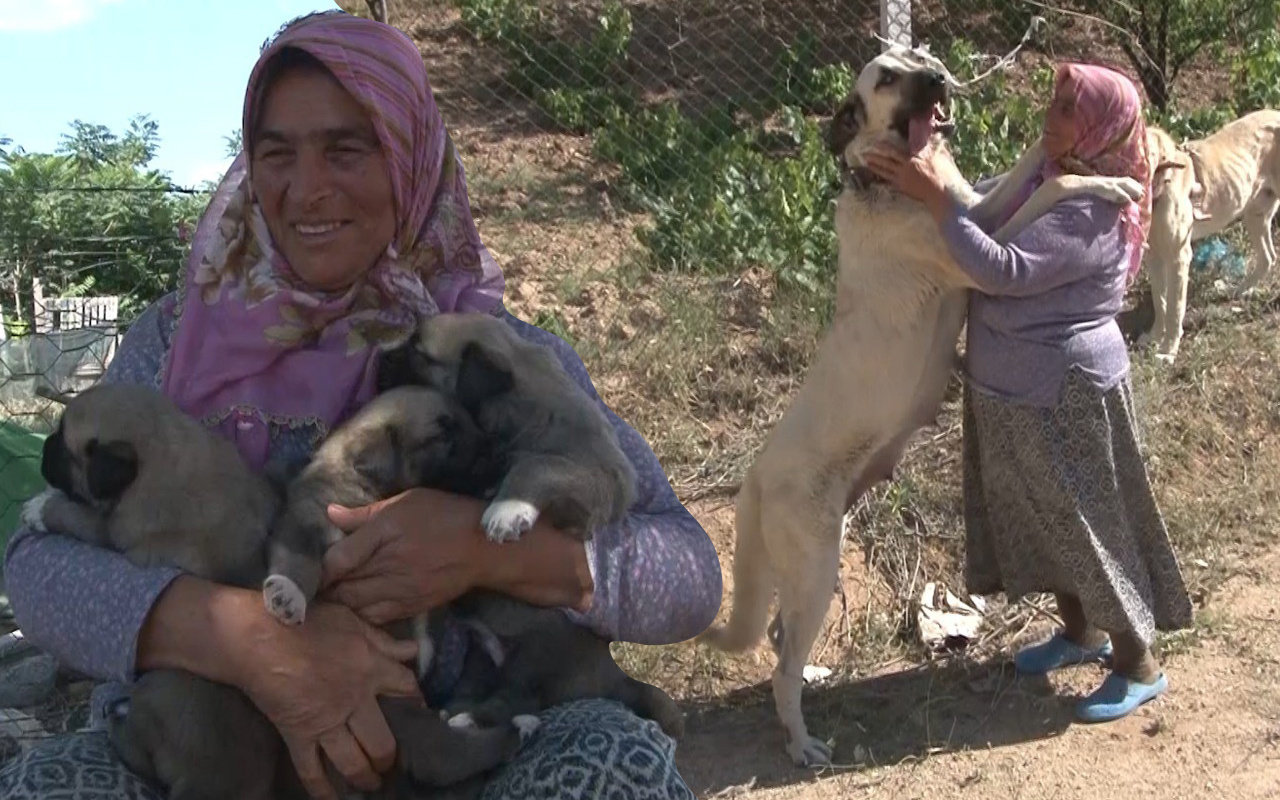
top-left (700, 44), bottom-right (1143, 767)
top-left (1142, 110), bottom-right (1280, 362)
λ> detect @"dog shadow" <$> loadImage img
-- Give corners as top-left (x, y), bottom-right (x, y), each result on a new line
top-left (674, 656), bottom-right (1081, 796)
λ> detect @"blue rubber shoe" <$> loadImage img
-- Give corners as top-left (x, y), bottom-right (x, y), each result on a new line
top-left (1013, 632), bottom-right (1113, 675)
top-left (1075, 672), bottom-right (1168, 723)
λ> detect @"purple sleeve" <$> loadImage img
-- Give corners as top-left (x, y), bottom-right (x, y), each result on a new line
top-left (940, 197), bottom-right (1123, 297)
top-left (3, 298), bottom-right (183, 683)
top-left (502, 313), bottom-right (722, 645)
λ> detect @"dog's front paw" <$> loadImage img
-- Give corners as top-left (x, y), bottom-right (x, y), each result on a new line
top-left (20, 488), bottom-right (58, 533)
top-left (1102, 177), bottom-right (1145, 203)
top-left (263, 574), bottom-right (307, 625)
top-left (481, 499), bottom-right (541, 543)
top-left (447, 712), bottom-right (478, 731)
top-left (512, 714), bottom-right (541, 745)
top-left (787, 735), bottom-right (834, 768)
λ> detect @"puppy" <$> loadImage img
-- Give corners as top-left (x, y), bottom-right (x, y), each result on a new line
top-left (376, 312), bottom-right (636, 545)
top-left (26, 383), bottom-right (527, 800)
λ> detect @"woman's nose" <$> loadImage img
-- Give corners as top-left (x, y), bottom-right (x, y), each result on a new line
top-left (290, 148), bottom-right (336, 203)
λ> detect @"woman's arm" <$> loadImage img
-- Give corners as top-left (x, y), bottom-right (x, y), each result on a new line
top-left (4, 298), bottom-right (185, 682)
top-left (502, 313), bottom-right (723, 645)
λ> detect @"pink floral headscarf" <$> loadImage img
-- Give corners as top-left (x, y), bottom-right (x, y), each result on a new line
top-left (160, 11), bottom-right (504, 470)
top-left (996, 63), bottom-right (1152, 283)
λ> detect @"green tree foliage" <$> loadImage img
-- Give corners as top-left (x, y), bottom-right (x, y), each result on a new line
top-left (0, 116), bottom-right (209, 334)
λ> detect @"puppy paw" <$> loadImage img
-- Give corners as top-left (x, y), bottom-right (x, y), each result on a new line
top-left (481, 499), bottom-right (540, 543)
top-left (20, 489), bottom-right (56, 532)
top-left (263, 574), bottom-right (307, 625)
top-left (512, 715), bottom-right (541, 745)
top-left (447, 712), bottom-right (478, 731)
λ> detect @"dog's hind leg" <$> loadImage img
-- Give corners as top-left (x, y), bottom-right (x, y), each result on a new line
top-left (1237, 189), bottom-right (1279, 294)
top-left (699, 469), bottom-right (773, 653)
top-left (765, 493), bottom-right (842, 767)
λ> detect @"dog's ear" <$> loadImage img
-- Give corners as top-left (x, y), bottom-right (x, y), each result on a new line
top-left (353, 426), bottom-right (404, 491)
top-left (827, 95), bottom-right (865, 157)
top-left (455, 341), bottom-right (514, 411)
top-left (377, 341), bottom-right (419, 392)
top-left (85, 439), bottom-right (138, 501)
top-left (40, 427), bottom-right (72, 494)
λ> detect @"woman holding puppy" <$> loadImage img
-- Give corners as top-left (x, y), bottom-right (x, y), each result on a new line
top-left (865, 63), bottom-right (1193, 722)
top-left (1, 11), bottom-right (719, 800)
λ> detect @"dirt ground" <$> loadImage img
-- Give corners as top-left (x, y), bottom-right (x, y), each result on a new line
top-left (672, 535), bottom-right (1280, 800)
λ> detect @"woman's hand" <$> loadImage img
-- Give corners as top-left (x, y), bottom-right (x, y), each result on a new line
top-left (232, 600), bottom-right (421, 800)
top-left (862, 142), bottom-right (954, 220)
top-left (321, 487), bottom-right (594, 625)
top-left (319, 488), bottom-right (488, 624)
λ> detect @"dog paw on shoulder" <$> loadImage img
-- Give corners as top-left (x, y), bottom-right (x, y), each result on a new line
top-left (20, 488), bottom-right (58, 533)
top-left (263, 574), bottom-right (308, 625)
top-left (481, 499), bottom-right (541, 543)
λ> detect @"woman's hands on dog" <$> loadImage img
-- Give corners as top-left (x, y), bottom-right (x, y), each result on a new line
top-left (863, 141), bottom-right (955, 222)
top-left (322, 487), bottom-right (594, 623)
top-left (233, 600), bottom-right (421, 800)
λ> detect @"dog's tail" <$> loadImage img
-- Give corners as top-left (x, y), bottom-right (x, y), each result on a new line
top-left (699, 469), bottom-right (773, 653)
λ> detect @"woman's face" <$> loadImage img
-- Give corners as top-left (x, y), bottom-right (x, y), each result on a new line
top-left (250, 66), bottom-right (396, 292)
top-left (1043, 79), bottom-right (1079, 161)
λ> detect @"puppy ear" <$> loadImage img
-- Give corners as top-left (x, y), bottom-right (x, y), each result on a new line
top-left (455, 341), bottom-right (514, 411)
top-left (353, 426), bottom-right (404, 491)
top-left (86, 439), bottom-right (138, 501)
top-left (40, 428), bottom-right (72, 493)
top-left (827, 95), bottom-right (865, 156)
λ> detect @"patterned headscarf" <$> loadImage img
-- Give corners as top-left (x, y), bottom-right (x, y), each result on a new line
top-left (996, 63), bottom-right (1152, 283)
top-left (160, 11), bottom-right (505, 470)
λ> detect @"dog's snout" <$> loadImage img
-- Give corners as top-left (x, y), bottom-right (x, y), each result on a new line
top-left (927, 70), bottom-right (945, 87)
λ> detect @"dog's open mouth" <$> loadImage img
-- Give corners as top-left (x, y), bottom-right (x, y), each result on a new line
top-left (907, 100), bottom-right (953, 154)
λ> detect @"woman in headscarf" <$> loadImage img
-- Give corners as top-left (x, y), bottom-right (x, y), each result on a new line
top-left (0, 11), bottom-right (719, 799)
top-left (864, 63), bottom-right (1193, 722)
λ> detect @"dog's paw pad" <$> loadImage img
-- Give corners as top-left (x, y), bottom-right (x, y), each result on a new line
top-left (263, 575), bottom-right (307, 625)
top-left (20, 489), bottom-right (57, 532)
top-left (447, 712), bottom-right (478, 731)
top-left (481, 499), bottom-right (540, 543)
top-left (512, 715), bottom-right (541, 744)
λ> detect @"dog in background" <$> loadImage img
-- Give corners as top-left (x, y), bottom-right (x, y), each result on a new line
top-left (1142, 110), bottom-right (1280, 362)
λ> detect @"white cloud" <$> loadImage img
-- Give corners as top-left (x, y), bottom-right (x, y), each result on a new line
top-left (0, 0), bottom-right (126, 33)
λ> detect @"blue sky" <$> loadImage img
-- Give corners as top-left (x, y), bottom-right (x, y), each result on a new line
top-left (0, 0), bottom-right (344, 188)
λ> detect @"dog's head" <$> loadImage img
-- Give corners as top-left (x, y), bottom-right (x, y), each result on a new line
top-left (377, 313), bottom-right (516, 416)
top-left (827, 44), bottom-right (956, 177)
top-left (350, 386), bottom-right (495, 496)
top-left (41, 384), bottom-right (156, 508)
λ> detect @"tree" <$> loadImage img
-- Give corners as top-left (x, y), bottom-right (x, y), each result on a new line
top-left (1070, 0), bottom-right (1277, 111)
top-left (0, 119), bottom-right (209, 334)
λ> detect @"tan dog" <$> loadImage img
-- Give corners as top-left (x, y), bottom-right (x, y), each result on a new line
top-left (1143, 110), bottom-right (1280, 362)
top-left (700, 44), bottom-right (1144, 767)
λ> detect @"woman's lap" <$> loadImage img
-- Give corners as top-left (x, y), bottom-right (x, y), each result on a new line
top-left (0, 698), bottom-right (692, 800)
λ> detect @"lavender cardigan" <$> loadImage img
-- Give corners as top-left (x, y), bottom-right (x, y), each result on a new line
top-left (3, 295), bottom-right (722, 690)
top-left (941, 195), bottom-right (1132, 407)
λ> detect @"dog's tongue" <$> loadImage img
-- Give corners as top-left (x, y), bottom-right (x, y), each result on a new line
top-left (908, 111), bottom-right (935, 155)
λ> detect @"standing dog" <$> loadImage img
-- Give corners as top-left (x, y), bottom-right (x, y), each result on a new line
top-left (700, 44), bottom-right (1146, 767)
top-left (1143, 110), bottom-right (1280, 362)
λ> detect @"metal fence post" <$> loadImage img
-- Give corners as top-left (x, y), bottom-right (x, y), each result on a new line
top-left (881, 0), bottom-right (912, 49)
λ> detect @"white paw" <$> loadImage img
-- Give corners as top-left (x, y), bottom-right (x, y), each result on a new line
top-left (802, 665), bottom-right (833, 684)
top-left (415, 636), bottom-right (435, 681)
top-left (481, 499), bottom-right (540, 543)
top-left (787, 734), bottom-right (833, 767)
top-left (1154, 352), bottom-right (1177, 365)
top-left (263, 574), bottom-right (307, 625)
top-left (512, 714), bottom-right (541, 744)
top-left (20, 489), bottom-right (56, 532)
top-left (447, 712), bottom-right (477, 730)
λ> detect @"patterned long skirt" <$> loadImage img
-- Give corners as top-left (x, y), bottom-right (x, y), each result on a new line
top-left (0, 698), bottom-right (693, 799)
top-left (962, 368), bottom-right (1194, 647)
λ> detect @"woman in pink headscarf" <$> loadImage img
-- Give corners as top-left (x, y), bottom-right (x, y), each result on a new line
top-left (1, 10), bottom-right (718, 800)
top-left (865, 63), bottom-right (1192, 722)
